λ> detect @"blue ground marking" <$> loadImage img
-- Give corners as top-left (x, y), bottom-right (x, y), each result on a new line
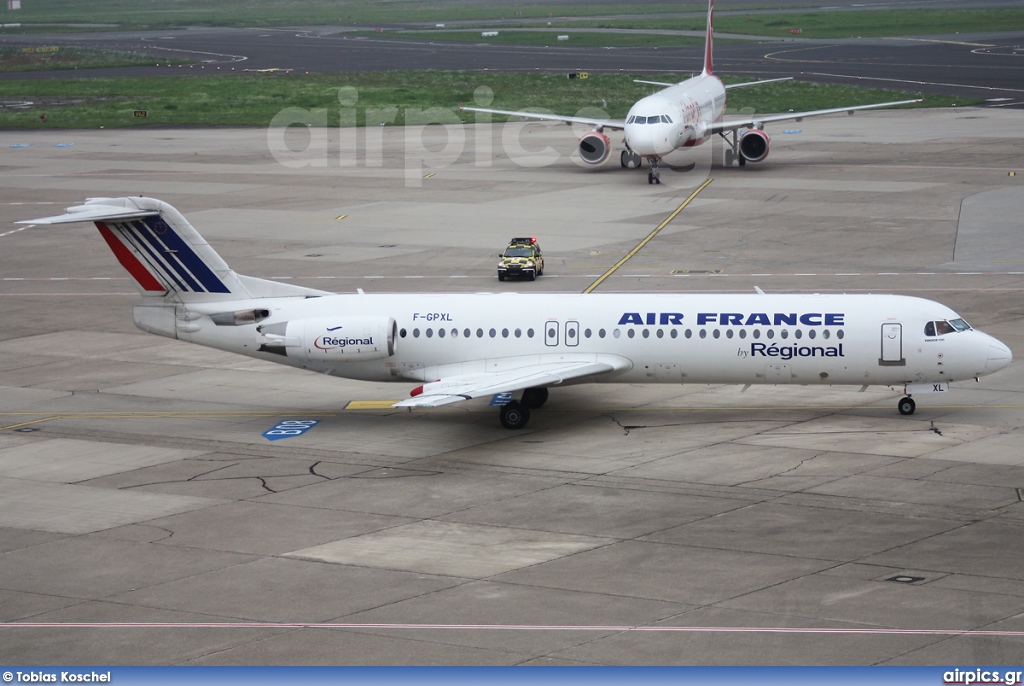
top-left (263, 419), bottom-right (320, 441)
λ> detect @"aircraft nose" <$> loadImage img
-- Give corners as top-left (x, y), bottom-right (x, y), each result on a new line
top-left (986, 339), bottom-right (1013, 372)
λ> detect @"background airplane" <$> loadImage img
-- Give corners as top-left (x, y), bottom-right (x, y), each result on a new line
top-left (462, 0), bottom-right (921, 184)
top-left (22, 197), bottom-right (1012, 429)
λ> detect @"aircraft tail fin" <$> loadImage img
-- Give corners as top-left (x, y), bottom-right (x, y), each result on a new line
top-left (703, 0), bottom-right (714, 75)
top-left (20, 197), bottom-right (327, 302)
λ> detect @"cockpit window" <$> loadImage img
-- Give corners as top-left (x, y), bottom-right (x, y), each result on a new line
top-left (661, 115), bottom-right (673, 123)
top-left (926, 319), bottom-right (972, 337)
top-left (627, 116), bottom-right (635, 124)
top-left (949, 318), bottom-right (971, 331)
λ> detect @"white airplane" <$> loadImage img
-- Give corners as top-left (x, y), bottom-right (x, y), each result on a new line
top-left (462, 0), bottom-right (921, 184)
top-left (23, 197), bottom-right (1012, 429)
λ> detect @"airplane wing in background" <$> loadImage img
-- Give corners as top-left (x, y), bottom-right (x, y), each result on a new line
top-left (709, 98), bottom-right (922, 134)
top-left (394, 355), bottom-right (632, 408)
top-left (460, 105), bottom-right (626, 131)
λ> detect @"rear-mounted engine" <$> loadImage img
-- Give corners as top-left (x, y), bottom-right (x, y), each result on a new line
top-left (258, 317), bottom-right (396, 361)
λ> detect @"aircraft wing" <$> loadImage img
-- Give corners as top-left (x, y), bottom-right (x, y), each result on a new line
top-left (460, 105), bottom-right (626, 131)
top-left (394, 355), bottom-right (632, 409)
top-left (708, 98), bottom-right (922, 134)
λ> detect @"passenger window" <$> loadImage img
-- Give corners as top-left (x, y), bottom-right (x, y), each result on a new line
top-left (585, 328), bottom-right (592, 338)
top-left (752, 330), bottom-right (760, 339)
top-left (837, 330), bottom-right (844, 340)
top-left (808, 330), bottom-right (816, 340)
top-left (739, 329), bottom-right (746, 339)
top-left (489, 328), bottom-right (496, 338)
top-left (628, 329), bottom-right (636, 338)
top-left (794, 329), bottom-right (802, 339)
top-left (822, 330), bottom-right (830, 339)
top-left (656, 329), bottom-right (664, 338)
top-left (502, 328), bottom-right (509, 338)
top-left (426, 328), bottom-right (433, 338)
top-left (780, 330), bottom-right (788, 339)
top-left (766, 330), bottom-right (774, 340)
top-left (726, 329), bottom-right (733, 339)
top-left (400, 328), bottom-right (407, 338)
top-left (413, 328), bottom-right (420, 338)
top-left (699, 329), bottom-right (707, 339)
top-left (599, 329), bottom-right (606, 338)
top-left (642, 329), bottom-right (650, 338)
top-left (514, 328), bottom-right (521, 338)
top-left (463, 328), bottom-right (470, 338)
top-left (684, 329), bottom-right (691, 339)
top-left (713, 330), bottom-right (720, 339)
top-left (528, 328), bottom-right (535, 338)
top-left (671, 329), bottom-right (678, 339)
top-left (613, 329), bottom-right (621, 338)
top-left (438, 328), bottom-right (445, 338)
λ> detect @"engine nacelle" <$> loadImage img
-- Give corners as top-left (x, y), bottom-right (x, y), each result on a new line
top-left (259, 317), bottom-right (396, 362)
top-left (739, 129), bottom-right (771, 163)
top-left (578, 131), bottom-right (611, 165)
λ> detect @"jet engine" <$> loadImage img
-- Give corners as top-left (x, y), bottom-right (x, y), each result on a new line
top-left (739, 129), bottom-right (771, 163)
top-left (578, 131), bottom-right (612, 165)
top-left (258, 317), bottom-right (396, 362)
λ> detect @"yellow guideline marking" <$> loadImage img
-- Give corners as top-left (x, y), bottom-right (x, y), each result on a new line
top-left (0, 416), bottom-right (59, 431)
top-left (335, 214), bottom-right (347, 221)
top-left (424, 173), bottom-right (435, 179)
top-left (584, 178), bottom-right (713, 294)
top-left (345, 400), bottom-right (400, 410)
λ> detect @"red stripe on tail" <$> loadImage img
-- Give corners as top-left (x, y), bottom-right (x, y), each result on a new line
top-left (96, 222), bottom-right (166, 293)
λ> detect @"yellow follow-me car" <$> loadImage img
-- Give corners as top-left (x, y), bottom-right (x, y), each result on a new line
top-left (497, 236), bottom-right (544, 281)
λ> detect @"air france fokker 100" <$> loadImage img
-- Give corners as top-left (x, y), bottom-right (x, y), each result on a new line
top-left (23, 198), bottom-right (1011, 429)
top-left (462, 0), bottom-right (921, 184)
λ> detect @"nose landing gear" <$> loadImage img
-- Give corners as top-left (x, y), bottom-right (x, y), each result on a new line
top-left (647, 159), bottom-right (661, 185)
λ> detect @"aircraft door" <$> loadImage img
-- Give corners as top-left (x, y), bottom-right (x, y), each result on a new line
top-left (545, 320), bottom-right (559, 347)
top-left (565, 321), bottom-right (579, 347)
top-left (879, 323), bottom-right (905, 366)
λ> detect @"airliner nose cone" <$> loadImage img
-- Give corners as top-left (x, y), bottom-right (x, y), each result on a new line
top-left (987, 341), bottom-right (1013, 372)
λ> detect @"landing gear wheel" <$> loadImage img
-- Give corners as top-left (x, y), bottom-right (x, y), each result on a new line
top-left (738, 155), bottom-right (746, 167)
top-left (522, 387), bottom-right (549, 409)
top-left (620, 150), bottom-right (630, 168)
top-left (898, 396), bottom-right (916, 416)
top-left (500, 401), bottom-right (530, 429)
top-left (648, 171), bottom-right (661, 185)
top-left (724, 149), bottom-right (733, 167)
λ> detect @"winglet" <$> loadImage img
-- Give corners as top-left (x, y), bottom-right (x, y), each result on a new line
top-left (703, 0), bottom-right (714, 75)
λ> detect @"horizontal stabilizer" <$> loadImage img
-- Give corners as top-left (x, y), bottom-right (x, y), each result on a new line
top-left (19, 201), bottom-right (159, 225)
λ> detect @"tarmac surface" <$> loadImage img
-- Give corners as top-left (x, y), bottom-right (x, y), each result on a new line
top-left (2, 22), bottom-right (1023, 107)
top-left (1, 107), bottom-right (1024, 664)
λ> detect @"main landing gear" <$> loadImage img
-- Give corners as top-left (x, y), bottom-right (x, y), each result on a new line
top-left (498, 387), bottom-right (549, 429)
top-left (898, 396), bottom-right (916, 415)
top-left (620, 149), bottom-right (642, 169)
top-left (719, 130), bottom-right (746, 167)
